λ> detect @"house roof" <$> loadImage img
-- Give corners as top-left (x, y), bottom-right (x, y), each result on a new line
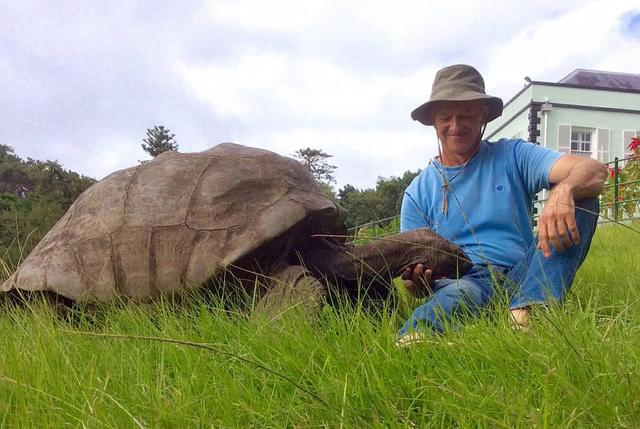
top-left (500, 69), bottom-right (640, 110)
top-left (558, 69), bottom-right (640, 91)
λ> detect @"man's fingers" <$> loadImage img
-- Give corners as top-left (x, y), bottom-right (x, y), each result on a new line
top-left (413, 267), bottom-right (433, 294)
top-left (548, 221), bottom-right (564, 253)
top-left (401, 264), bottom-right (437, 295)
top-left (401, 264), bottom-right (434, 298)
top-left (424, 268), bottom-right (433, 279)
top-left (567, 217), bottom-right (581, 244)
top-left (423, 269), bottom-right (433, 289)
top-left (412, 264), bottom-right (424, 282)
top-left (555, 218), bottom-right (572, 250)
top-left (537, 222), bottom-right (551, 258)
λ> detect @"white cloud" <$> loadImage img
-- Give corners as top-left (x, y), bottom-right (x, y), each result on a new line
top-left (206, 0), bottom-right (327, 33)
top-left (4, 0), bottom-right (640, 191)
top-left (486, 0), bottom-right (640, 99)
top-left (176, 53), bottom-right (398, 122)
top-left (59, 135), bottom-right (141, 181)
top-left (233, 127), bottom-right (438, 189)
top-left (204, 0), bottom-right (581, 63)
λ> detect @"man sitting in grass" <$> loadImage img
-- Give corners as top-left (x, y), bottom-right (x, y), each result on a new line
top-left (396, 64), bottom-right (607, 345)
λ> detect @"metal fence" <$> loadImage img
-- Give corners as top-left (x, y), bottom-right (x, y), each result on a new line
top-left (533, 155), bottom-right (640, 225)
top-left (347, 215), bottom-right (400, 243)
top-left (347, 155), bottom-right (640, 241)
top-left (600, 155), bottom-right (640, 223)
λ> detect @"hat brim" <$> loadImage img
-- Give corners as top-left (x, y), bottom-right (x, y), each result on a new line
top-left (411, 94), bottom-right (503, 126)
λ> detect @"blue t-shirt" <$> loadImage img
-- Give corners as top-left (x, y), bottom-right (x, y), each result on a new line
top-left (400, 138), bottom-right (563, 267)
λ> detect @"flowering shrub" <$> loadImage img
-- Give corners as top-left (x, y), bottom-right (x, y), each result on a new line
top-left (601, 137), bottom-right (640, 219)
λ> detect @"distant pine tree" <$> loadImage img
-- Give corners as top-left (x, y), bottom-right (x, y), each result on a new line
top-left (141, 126), bottom-right (178, 159)
top-left (293, 147), bottom-right (336, 185)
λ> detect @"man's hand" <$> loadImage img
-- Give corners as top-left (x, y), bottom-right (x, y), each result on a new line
top-left (401, 263), bottom-right (433, 298)
top-left (538, 154), bottom-right (607, 258)
top-left (537, 183), bottom-right (580, 258)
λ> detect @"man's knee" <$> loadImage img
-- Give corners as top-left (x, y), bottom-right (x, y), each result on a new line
top-left (575, 197), bottom-right (599, 227)
top-left (576, 196), bottom-right (599, 210)
top-left (432, 278), bottom-right (490, 310)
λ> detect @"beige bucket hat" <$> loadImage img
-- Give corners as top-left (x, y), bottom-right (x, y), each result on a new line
top-left (411, 64), bottom-right (504, 126)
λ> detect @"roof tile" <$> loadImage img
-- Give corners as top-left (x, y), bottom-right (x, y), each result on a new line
top-left (559, 69), bottom-right (640, 90)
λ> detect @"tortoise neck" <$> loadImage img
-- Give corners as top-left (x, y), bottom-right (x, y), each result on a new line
top-left (298, 236), bottom-right (405, 295)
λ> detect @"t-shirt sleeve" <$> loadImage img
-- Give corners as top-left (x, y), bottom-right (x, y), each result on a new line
top-left (400, 181), bottom-right (432, 232)
top-left (511, 139), bottom-right (564, 196)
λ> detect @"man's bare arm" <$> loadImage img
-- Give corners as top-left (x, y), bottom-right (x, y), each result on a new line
top-left (548, 155), bottom-right (608, 199)
top-left (537, 155), bottom-right (607, 257)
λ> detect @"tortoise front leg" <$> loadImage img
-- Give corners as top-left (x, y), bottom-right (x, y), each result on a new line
top-left (254, 265), bottom-right (327, 319)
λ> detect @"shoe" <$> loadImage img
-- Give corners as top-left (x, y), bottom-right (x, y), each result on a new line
top-left (394, 331), bottom-right (429, 348)
top-left (510, 307), bottom-right (531, 332)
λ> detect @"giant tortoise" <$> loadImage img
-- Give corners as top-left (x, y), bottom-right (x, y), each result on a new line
top-left (1, 143), bottom-right (471, 311)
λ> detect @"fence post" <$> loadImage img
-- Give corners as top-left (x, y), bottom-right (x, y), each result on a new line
top-left (613, 157), bottom-right (619, 222)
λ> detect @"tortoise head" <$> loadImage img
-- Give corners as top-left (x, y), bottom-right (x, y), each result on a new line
top-left (380, 228), bottom-right (473, 279)
top-left (300, 227), bottom-right (472, 289)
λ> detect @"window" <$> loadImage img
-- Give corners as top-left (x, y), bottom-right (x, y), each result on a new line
top-left (570, 128), bottom-right (592, 157)
top-left (559, 125), bottom-right (611, 161)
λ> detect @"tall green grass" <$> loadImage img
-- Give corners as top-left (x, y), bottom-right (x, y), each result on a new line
top-left (1, 225), bottom-right (639, 428)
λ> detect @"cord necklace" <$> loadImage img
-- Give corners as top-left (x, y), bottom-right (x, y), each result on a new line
top-left (431, 150), bottom-right (471, 216)
top-left (433, 123), bottom-right (486, 216)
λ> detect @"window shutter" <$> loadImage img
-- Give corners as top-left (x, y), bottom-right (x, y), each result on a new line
top-left (597, 128), bottom-right (610, 162)
top-left (558, 125), bottom-right (570, 153)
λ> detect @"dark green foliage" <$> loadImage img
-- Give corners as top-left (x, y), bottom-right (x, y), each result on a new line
top-left (318, 181), bottom-right (338, 200)
top-left (0, 145), bottom-right (31, 197)
top-left (141, 125), bottom-right (178, 159)
top-left (339, 170), bottom-right (420, 229)
top-left (290, 147), bottom-right (417, 228)
top-left (352, 217), bottom-right (401, 244)
top-left (0, 145), bottom-right (94, 268)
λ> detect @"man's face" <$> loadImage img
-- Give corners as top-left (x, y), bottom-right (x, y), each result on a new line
top-left (432, 100), bottom-right (487, 159)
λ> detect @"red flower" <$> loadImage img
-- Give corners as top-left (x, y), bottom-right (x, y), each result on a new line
top-left (608, 166), bottom-right (616, 178)
top-left (630, 137), bottom-right (640, 151)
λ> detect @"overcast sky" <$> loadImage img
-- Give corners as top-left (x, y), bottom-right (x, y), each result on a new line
top-left (2, 1), bottom-right (639, 189)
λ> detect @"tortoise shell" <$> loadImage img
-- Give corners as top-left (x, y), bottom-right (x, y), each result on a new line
top-left (1, 143), bottom-right (344, 302)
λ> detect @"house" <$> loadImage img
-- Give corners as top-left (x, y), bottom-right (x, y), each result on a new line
top-left (485, 69), bottom-right (640, 166)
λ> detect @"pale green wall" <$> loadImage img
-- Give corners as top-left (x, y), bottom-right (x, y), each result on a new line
top-left (532, 85), bottom-right (640, 110)
top-left (489, 109), bottom-right (527, 140)
top-left (487, 83), bottom-right (640, 162)
top-left (544, 108), bottom-right (639, 160)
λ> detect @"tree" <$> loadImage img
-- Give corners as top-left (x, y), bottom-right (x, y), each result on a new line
top-left (338, 187), bottom-right (386, 229)
top-left (0, 144), bottom-right (18, 162)
top-left (375, 170), bottom-right (421, 217)
top-left (337, 170), bottom-right (420, 229)
top-left (293, 148), bottom-right (337, 186)
top-left (141, 126), bottom-right (178, 159)
top-left (338, 184), bottom-right (357, 201)
top-left (0, 148), bottom-right (94, 268)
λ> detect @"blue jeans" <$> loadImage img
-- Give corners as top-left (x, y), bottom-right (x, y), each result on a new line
top-left (398, 198), bottom-right (599, 336)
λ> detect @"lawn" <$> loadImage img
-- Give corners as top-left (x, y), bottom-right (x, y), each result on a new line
top-left (1, 224), bottom-right (639, 428)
